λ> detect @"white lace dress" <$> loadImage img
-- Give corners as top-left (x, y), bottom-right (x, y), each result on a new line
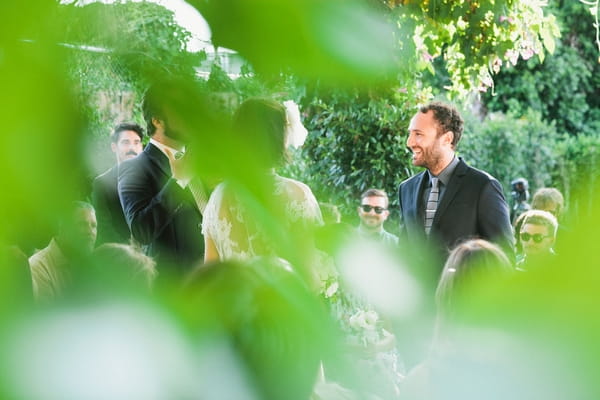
top-left (202, 175), bottom-right (323, 262)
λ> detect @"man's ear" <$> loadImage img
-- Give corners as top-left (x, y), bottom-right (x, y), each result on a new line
top-left (110, 142), bottom-right (117, 154)
top-left (445, 130), bottom-right (454, 146)
top-left (151, 117), bottom-right (164, 131)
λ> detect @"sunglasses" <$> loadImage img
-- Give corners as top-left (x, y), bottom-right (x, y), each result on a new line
top-left (520, 232), bottom-right (551, 243)
top-left (360, 205), bottom-right (386, 214)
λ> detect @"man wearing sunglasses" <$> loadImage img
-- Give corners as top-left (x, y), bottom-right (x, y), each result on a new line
top-left (516, 210), bottom-right (557, 270)
top-left (398, 102), bottom-right (514, 279)
top-left (357, 189), bottom-right (399, 247)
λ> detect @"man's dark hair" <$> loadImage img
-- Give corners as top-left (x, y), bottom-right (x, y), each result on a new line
top-left (420, 101), bottom-right (464, 147)
top-left (111, 122), bottom-right (144, 143)
top-left (142, 84), bottom-right (163, 137)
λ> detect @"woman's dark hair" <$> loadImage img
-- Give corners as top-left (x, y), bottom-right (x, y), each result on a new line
top-left (232, 98), bottom-right (288, 168)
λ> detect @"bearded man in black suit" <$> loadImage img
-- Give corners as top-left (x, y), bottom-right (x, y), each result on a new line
top-left (92, 122), bottom-right (144, 245)
top-left (118, 83), bottom-right (207, 278)
top-left (398, 102), bottom-right (514, 281)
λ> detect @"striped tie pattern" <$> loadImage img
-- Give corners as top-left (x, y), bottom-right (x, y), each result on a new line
top-left (188, 179), bottom-right (209, 214)
top-left (424, 177), bottom-right (439, 235)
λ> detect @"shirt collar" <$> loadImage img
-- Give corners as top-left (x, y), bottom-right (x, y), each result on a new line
top-left (149, 138), bottom-right (185, 160)
top-left (357, 224), bottom-right (384, 236)
top-left (429, 156), bottom-right (459, 186)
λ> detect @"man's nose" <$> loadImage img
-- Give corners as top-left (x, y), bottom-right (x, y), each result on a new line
top-left (406, 132), bottom-right (414, 148)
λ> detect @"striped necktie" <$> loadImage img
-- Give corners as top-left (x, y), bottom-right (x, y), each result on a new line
top-left (188, 179), bottom-right (209, 214)
top-left (424, 177), bottom-right (439, 235)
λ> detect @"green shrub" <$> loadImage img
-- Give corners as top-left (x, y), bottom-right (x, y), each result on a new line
top-left (280, 88), bottom-right (422, 227)
top-left (459, 109), bottom-right (558, 196)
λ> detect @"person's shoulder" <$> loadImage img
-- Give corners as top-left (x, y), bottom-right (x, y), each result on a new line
top-left (28, 242), bottom-right (54, 269)
top-left (276, 175), bottom-right (314, 197)
top-left (460, 159), bottom-right (499, 184)
top-left (400, 170), bottom-right (426, 188)
top-left (94, 165), bottom-right (118, 186)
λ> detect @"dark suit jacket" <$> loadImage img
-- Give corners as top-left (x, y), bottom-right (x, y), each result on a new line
top-left (398, 158), bottom-right (514, 277)
top-left (118, 143), bottom-right (204, 275)
top-left (92, 165), bottom-right (131, 245)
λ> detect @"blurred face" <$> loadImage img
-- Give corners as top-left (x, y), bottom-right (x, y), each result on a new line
top-left (358, 196), bottom-right (389, 231)
top-left (62, 208), bottom-right (97, 254)
top-left (520, 223), bottom-right (554, 256)
top-left (406, 110), bottom-right (453, 174)
top-left (536, 202), bottom-right (560, 219)
top-left (112, 130), bottom-right (143, 163)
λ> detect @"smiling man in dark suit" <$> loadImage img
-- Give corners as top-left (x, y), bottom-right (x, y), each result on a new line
top-left (92, 122), bottom-right (144, 245)
top-left (398, 102), bottom-right (514, 279)
top-left (118, 82), bottom-right (206, 278)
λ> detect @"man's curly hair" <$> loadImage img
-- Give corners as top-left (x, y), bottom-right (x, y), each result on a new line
top-left (420, 102), bottom-right (464, 148)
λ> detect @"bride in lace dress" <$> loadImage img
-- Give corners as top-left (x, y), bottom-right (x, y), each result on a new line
top-left (202, 98), bottom-right (324, 286)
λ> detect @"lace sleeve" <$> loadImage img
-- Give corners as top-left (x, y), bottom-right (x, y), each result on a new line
top-left (201, 183), bottom-right (225, 238)
top-left (201, 183), bottom-right (252, 261)
top-left (276, 177), bottom-right (323, 226)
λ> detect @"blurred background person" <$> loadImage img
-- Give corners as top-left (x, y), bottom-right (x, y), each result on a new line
top-left (356, 188), bottom-right (399, 246)
top-left (92, 122), bottom-right (144, 245)
top-left (510, 177), bottom-right (531, 225)
top-left (531, 187), bottom-right (564, 220)
top-left (92, 243), bottom-right (157, 292)
top-left (29, 201), bottom-right (97, 301)
top-left (402, 239), bottom-right (513, 399)
top-left (531, 187), bottom-right (567, 253)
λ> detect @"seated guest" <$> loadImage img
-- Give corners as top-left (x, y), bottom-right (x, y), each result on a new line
top-left (516, 210), bottom-right (558, 270)
top-left (402, 239), bottom-right (513, 399)
top-left (93, 243), bottom-right (157, 291)
top-left (531, 187), bottom-right (567, 252)
top-left (531, 187), bottom-right (564, 220)
top-left (436, 239), bottom-right (513, 318)
top-left (29, 201), bottom-right (97, 301)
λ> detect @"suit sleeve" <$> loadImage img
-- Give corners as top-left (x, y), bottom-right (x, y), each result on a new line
top-left (478, 179), bottom-right (516, 262)
top-left (397, 184), bottom-right (408, 242)
top-left (118, 159), bottom-right (191, 245)
top-left (91, 177), bottom-right (120, 244)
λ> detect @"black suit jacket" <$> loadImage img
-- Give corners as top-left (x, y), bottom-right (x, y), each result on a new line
top-left (118, 143), bottom-right (204, 275)
top-left (92, 165), bottom-right (131, 245)
top-left (398, 158), bottom-right (514, 276)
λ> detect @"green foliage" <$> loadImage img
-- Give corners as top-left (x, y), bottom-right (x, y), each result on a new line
top-left (59, 1), bottom-right (204, 144)
top-left (551, 133), bottom-right (600, 219)
top-left (194, 0), bottom-right (401, 86)
top-left (282, 87), bottom-right (423, 223)
top-left (460, 109), bottom-right (600, 221)
top-left (482, 1), bottom-right (600, 135)
top-left (393, 0), bottom-right (561, 96)
top-left (459, 110), bottom-right (558, 195)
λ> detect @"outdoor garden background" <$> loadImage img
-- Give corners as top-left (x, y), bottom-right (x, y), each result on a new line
top-left (1, 0), bottom-right (600, 399)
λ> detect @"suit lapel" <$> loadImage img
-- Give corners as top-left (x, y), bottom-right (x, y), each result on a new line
top-left (433, 159), bottom-right (468, 223)
top-left (145, 143), bottom-right (172, 178)
top-left (406, 172), bottom-right (428, 229)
